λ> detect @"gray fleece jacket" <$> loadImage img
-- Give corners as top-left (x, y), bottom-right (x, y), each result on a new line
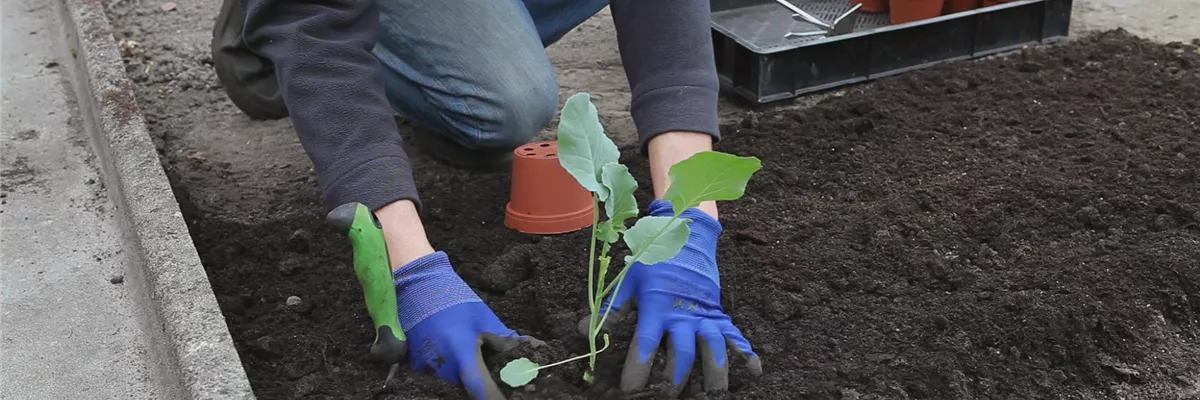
top-left (239, 0), bottom-right (721, 211)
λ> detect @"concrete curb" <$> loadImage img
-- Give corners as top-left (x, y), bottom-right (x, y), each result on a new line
top-left (57, 0), bottom-right (256, 398)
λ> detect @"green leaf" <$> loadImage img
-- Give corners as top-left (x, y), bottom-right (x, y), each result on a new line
top-left (500, 358), bottom-right (540, 387)
top-left (600, 163), bottom-right (638, 225)
top-left (597, 222), bottom-right (619, 244)
top-left (662, 151), bottom-right (762, 215)
top-left (557, 93), bottom-right (619, 198)
top-left (623, 216), bottom-right (691, 266)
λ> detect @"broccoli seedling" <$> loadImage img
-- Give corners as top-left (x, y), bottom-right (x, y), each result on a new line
top-left (500, 92), bottom-right (761, 387)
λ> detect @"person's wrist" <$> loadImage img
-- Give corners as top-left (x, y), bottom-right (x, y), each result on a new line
top-left (392, 251), bottom-right (461, 292)
top-left (640, 200), bottom-right (722, 282)
top-left (648, 199), bottom-right (723, 239)
top-left (395, 250), bottom-right (453, 275)
top-left (647, 131), bottom-right (719, 219)
top-left (392, 251), bottom-right (483, 328)
top-left (375, 199), bottom-right (435, 269)
top-left (392, 251), bottom-right (470, 295)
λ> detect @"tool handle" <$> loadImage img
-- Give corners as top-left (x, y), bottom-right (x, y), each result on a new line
top-left (327, 203), bottom-right (408, 364)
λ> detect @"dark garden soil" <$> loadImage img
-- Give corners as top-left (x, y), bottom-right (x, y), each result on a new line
top-left (105, 3), bottom-right (1200, 397)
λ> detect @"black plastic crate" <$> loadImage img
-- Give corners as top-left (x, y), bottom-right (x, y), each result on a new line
top-left (711, 0), bottom-right (1074, 103)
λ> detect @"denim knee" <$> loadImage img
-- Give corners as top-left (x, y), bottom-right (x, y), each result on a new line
top-left (459, 69), bottom-right (559, 151)
top-left (371, 0), bottom-right (566, 151)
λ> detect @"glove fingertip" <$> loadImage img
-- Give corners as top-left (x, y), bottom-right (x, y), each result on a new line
top-left (724, 336), bottom-right (757, 357)
top-left (745, 355), bottom-right (764, 376)
top-left (459, 351), bottom-right (506, 400)
top-left (723, 336), bottom-right (763, 375)
top-left (665, 330), bottom-right (697, 387)
top-left (461, 372), bottom-right (504, 400)
top-left (522, 335), bottom-right (547, 348)
top-left (575, 315), bottom-right (591, 337)
top-left (632, 330), bottom-right (665, 364)
top-left (620, 335), bottom-right (656, 392)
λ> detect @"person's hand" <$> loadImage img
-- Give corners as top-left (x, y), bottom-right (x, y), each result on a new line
top-left (580, 199), bottom-right (763, 394)
top-left (395, 251), bottom-right (542, 400)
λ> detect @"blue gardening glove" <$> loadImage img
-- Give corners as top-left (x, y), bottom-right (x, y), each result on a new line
top-left (581, 199), bottom-right (763, 394)
top-left (395, 251), bottom-right (542, 400)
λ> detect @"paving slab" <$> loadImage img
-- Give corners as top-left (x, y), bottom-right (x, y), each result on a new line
top-left (0, 0), bottom-right (164, 398)
top-left (1, 0), bottom-right (254, 398)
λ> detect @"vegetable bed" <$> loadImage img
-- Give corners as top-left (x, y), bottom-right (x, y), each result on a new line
top-left (104, 1), bottom-right (1200, 397)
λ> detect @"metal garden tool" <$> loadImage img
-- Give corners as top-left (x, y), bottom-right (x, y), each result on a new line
top-left (326, 202), bottom-right (408, 388)
top-left (775, 0), bottom-right (863, 38)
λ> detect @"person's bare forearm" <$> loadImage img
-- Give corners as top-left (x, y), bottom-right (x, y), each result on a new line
top-left (648, 131), bottom-right (718, 219)
top-left (610, 0), bottom-right (721, 219)
top-left (375, 200), bottom-right (435, 270)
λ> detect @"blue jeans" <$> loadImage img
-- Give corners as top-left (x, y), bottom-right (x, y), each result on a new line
top-left (373, 0), bottom-right (609, 152)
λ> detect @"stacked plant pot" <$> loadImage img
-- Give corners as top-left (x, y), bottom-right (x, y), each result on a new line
top-left (503, 140), bottom-right (595, 234)
top-left (853, 0), bottom-right (1010, 24)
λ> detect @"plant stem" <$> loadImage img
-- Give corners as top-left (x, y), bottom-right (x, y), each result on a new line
top-left (599, 213), bottom-right (683, 301)
top-left (533, 334), bottom-right (611, 372)
top-left (583, 196), bottom-right (602, 375)
top-left (585, 194), bottom-right (614, 375)
top-left (594, 213), bottom-right (683, 339)
top-left (586, 195), bottom-right (600, 323)
top-left (587, 246), bottom-right (610, 372)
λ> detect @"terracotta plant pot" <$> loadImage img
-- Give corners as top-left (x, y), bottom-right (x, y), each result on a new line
top-left (889, 0), bottom-right (945, 24)
top-left (504, 140), bottom-right (595, 234)
top-left (852, 0), bottom-right (889, 13)
top-left (943, 0), bottom-right (979, 13)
